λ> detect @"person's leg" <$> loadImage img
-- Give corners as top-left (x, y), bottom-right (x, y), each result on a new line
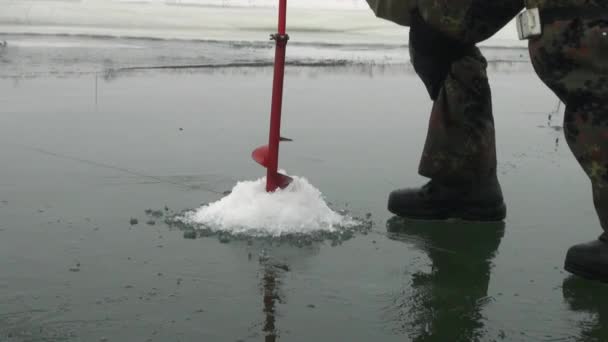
top-left (529, 17), bottom-right (608, 281)
top-left (562, 103), bottom-right (608, 281)
top-left (417, 46), bottom-right (497, 183)
top-left (388, 13), bottom-right (504, 221)
top-left (408, 9), bottom-right (497, 182)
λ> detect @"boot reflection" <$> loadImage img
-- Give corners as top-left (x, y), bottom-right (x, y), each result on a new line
top-left (386, 217), bottom-right (505, 342)
top-left (562, 276), bottom-right (608, 341)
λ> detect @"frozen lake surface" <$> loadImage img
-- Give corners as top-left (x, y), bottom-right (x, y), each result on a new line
top-left (1, 2), bottom-right (607, 342)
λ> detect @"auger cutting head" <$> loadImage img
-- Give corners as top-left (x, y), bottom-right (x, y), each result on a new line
top-left (253, 144), bottom-right (293, 192)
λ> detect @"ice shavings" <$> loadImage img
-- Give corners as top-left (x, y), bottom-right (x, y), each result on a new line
top-left (178, 175), bottom-right (356, 236)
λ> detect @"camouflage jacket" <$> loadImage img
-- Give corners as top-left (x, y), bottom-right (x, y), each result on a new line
top-left (366, 0), bottom-right (523, 43)
top-left (417, 0), bottom-right (523, 43)
top-left (365, 0), bottom-right (416, 26)
top-left (527, 0), bottom-right (608, 10)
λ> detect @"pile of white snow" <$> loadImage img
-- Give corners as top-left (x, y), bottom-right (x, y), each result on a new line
top-left (179, 175), bottom-right (356, 236)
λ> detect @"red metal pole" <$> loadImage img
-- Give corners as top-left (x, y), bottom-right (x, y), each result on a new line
top-left (266, 0), bottom-right (288, 192)
top-left (278, 0), bottom-right (286, 34)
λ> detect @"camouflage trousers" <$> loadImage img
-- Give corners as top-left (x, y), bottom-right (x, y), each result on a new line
top-left (529, 18), bottom-right (608, 232)
top-left (416, 45), bottom-right (497, 183)
top-left (412, 0), bottom-right (522, 184)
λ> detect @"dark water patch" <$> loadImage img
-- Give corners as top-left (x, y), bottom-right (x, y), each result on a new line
top-left (1, 32), bottom-right (529, 52)
top-left (107, 59), bottom-right (351, 74)
top-left (99, 61), bottom-right (410, 81)
top-left (0, 32), bottom-right (405, 50)
top-left (0, 32), bottom-right (531, 80)
top-left (383, 217), bottom-right (506, 341)
top-left (537, 125), bottom-right (564, 132)
top-left (562, 276), bottom-right (608, 341)
top-left (144, 209), bottom-right (164, 218)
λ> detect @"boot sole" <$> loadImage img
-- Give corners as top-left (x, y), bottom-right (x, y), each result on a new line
top-left (388, 202), bottom-right (507, 222)
top-left (564, 260), bottom-right (608, 283)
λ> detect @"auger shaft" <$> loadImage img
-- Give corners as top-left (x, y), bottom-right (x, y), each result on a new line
top-left (266, 0), bottom-right (288, 192)
top-left (252, 0), bottom-right (292, 192)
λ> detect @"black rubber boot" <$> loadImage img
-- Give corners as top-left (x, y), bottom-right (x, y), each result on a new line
top-left (565, 234), bottom-right (608, 283)
top-left (387, 176), bottom-right (506, 221)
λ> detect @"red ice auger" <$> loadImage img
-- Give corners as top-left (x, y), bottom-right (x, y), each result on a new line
top-left (252, 0), bottom-right (293, 192)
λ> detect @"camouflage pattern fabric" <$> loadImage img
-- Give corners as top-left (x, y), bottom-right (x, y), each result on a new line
top-left (417, 45), bottom-right (498, 183)
top-left (365, 0), bottom-right (524, 37)
top-left (365, 0), bottom-right (416, 26)
top-left (418, 0), bottom-right (523, 43)
top-left (527, 0), bottom-right (608, 10)
top-left (529, 18), bottom-right (608, 230)
top-left (414, 1), bottom-right (522, 183)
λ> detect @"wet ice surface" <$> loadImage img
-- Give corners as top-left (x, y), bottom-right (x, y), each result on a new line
top-left (0, 35), bottom-right (607, 342)
top-left (0, 34), bottom-right (529, 80)
top-left (0, 0), bottom-right (525, 80)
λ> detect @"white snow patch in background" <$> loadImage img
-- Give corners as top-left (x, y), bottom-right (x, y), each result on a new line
top-left (179, 175), bottom-right (356, 236)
